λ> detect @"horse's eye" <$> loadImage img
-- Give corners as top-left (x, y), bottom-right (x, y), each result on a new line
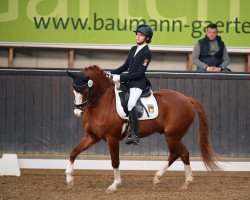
top-left (73, 86), bottom-right (83, 93)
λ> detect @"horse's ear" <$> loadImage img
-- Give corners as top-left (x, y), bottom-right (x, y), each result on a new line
top-left (88, 79), bottom-right (93, 87)
top-left (67, 71), bottom-right (77, 78)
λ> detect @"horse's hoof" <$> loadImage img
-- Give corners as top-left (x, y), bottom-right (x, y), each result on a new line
top-left (66, 175), bottom-right (74, 188)
top-left (67, 180), bottom-right (74, 188)
top-left (153, 176), bottom-right (161, 186)
top-left (106, 186), bottom-right (117, 194)
top-left (181, 181), bottom-right (192, 190)
top-left (181, 184), bottom-right (188, 190)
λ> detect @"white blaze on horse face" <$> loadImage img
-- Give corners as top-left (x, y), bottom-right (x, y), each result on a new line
top-left (73, 90), bottom-right (83, 105)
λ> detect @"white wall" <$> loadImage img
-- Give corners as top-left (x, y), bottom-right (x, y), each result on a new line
top-left (0, 47), bottom-right (246, 72)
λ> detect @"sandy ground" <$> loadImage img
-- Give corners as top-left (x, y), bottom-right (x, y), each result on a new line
top-left (0, 169), bottom-right (249, 200)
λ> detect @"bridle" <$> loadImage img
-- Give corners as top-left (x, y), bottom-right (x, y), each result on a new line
top-left (72, 78), bottom-right (112, 111)
top-left (72, 79), bottom-right (93, 109)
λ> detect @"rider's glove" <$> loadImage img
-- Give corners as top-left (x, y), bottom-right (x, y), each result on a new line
top-left (112, 75), bottom-right (120, 83)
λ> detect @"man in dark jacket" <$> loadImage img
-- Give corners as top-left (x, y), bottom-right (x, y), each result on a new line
top-left (111, 24), bottom-right (153, 145)
top-left (192, 23), bottom-right (230, 72)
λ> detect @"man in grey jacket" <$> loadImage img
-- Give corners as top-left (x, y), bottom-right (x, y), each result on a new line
top-left (192, 23), bottom-right (231, 72)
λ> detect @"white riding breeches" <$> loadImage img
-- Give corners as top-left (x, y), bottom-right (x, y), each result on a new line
top-left (128, 88), bottom-right (142, 111)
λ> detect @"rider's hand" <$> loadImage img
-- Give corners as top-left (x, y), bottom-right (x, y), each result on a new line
top-left (112, 75), bottom-right (120, 83)
top-left (213, 67), bottom-right (222, 72)
top-left (106, 71), bottom-right (112, 78)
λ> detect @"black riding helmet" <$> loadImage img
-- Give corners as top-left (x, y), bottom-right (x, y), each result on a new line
top-left (134, 24), bottom-right (153, 43)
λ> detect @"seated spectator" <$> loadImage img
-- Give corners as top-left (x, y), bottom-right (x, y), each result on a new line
top-left (192, 23), bottom-right (231, 72)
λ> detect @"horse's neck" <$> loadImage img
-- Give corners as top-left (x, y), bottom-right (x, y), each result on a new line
top-left (93, 82), bottom-right (110, 96)
top-left (87, 87), bottom-right (115, 115)
top-left (92, 75), bottom-right (111, 94)
top-left (95, 86), bottom-right (113, 105)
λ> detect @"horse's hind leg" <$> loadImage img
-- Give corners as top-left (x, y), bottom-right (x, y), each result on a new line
top-left (153, 133), bottom-right (181, 185)
top-left (153, 140), bottom-right (193, 189)
top-left (153, 142), bottom-right (179, 186)
top-left (178, 141), bottom-right (193, 190)
top-left (65, 133), bottom-right (100, 188)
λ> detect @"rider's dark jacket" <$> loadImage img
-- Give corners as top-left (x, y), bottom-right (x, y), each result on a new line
top-left (111, 45), bottom-right (151, 91)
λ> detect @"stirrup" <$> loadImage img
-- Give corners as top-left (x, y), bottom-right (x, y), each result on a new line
top-left (125, 134), bottom-right (139, 145)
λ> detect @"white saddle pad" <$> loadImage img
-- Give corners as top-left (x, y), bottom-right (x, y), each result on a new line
top-left (114, 86), bottom-right (158, 120)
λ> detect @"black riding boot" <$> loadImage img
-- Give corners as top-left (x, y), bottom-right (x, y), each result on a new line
top-left (125, 107), bottom-right (139, 145)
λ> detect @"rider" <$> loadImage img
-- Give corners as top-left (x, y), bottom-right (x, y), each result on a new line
top-left (111, 24), bottom-right (153, 145)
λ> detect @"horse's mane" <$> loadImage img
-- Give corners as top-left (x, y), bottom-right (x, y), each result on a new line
top-left (82, 65), bottom-right (112, 85)
top-left (83, 65), bottom-right (104, 74)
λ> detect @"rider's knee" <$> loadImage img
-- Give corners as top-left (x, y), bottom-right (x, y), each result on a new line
top-left (127, 103), bottom-right (135, 111)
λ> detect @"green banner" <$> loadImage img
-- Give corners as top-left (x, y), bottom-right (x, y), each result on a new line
top-left (0, 0), bottom-right (249, 47)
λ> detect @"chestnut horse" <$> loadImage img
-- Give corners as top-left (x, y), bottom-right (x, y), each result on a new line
top-left (65, 65), bottom-right (220, 193)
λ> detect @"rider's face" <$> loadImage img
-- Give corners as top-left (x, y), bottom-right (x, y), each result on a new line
top-left (136, 32), bottom-right (147, 44)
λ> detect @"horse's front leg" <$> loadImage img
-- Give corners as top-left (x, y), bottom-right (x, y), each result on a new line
top-left (106, 168), bottom-right (121, 194)
top-left (106, 137), bottom-right (121, 194)
top-left (65, 134), bottom-right (100, 188)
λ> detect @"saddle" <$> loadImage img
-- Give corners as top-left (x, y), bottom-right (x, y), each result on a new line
top-left (118, 83), bottom-right (151, 118)
top-left (114, 83), bottom-right (158, 120)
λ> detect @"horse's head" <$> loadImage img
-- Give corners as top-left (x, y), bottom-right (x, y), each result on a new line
top-left (67, 70), bottom-right (93, 93)
top-left (67, 70), bottom-right (93, 116)
top-left (67, 65), bottom-right (112, 116)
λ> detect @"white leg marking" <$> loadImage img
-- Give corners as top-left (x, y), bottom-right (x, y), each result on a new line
top-left (181, 164), bottom-right (193, 190)
top-left (106, 168), bottom-right (121, 194)
top-left (65, 161), bottom-right (74, 188)
top-left (153, 161), bottom-right (169, 185)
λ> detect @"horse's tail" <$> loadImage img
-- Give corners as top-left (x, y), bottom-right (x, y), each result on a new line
top-left (189, 97), bottom-right (221, 171)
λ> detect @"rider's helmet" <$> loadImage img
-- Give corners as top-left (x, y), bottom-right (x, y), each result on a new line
top-left (134, 24), bottom-right (153, 43)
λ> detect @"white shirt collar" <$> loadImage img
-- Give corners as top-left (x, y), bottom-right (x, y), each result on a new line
top-left (134, 44), bottom-right (147, 57)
